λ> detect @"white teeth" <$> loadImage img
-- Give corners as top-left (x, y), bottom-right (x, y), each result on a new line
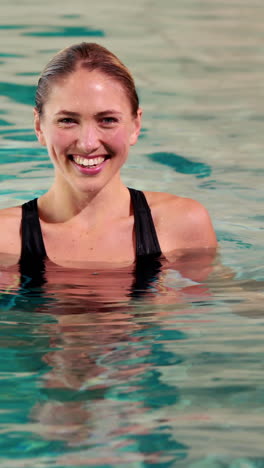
top-left (72, 155), bottom-right (105, 167)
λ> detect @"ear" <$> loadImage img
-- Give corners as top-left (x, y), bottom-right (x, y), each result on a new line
top-left (34, 108), bottom-right (46, 146)
top-left (129, 108), bottom-right (142, 146)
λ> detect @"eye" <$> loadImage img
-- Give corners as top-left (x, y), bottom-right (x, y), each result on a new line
top-left (58, 117), bottom-right (77, 125)
top-left (100, 116), bottom-right (119, 126)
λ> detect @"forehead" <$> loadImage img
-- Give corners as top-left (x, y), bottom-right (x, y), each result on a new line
top-left (47, 69), bottom-right (130, 107)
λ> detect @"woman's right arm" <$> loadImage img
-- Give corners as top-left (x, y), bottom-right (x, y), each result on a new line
top-left (0, 207), bottom-right (21, 266)
top-left (0, 208), bottom-right (21, 295)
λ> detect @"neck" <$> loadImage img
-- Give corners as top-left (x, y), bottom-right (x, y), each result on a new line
top-left (38, 176), bottom-right (130, 225)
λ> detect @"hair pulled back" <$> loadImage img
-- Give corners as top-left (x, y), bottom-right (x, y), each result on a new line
top-left (35, 42), bottom-right (139, 116)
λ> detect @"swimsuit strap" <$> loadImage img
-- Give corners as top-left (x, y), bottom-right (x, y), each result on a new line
top-left (19, 198), bottom-right (46, 286)
top-left (20, 198), bottom-right (46, 261)
top-left (127, 188), bottom-right (162, 298)
top-left (128, 187), bottom-right (162, 257)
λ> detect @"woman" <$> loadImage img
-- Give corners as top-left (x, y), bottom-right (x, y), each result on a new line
top-left (0, 42), bottom-right (216, 284)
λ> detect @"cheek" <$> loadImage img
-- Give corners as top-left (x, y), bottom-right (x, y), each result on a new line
top-left (46, 128), bottom-right (73, 149)
top-left (108, 127), bottom-right (131, 151)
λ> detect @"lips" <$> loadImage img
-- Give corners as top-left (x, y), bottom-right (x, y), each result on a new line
top-left (69, 153), bottom-right (111, 174)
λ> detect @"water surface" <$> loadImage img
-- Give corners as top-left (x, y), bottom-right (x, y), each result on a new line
top-left (0, 1), bottom-right (264, 466)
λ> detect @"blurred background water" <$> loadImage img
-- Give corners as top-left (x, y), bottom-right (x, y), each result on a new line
top-left (0, 0), bottom-right (264, 466)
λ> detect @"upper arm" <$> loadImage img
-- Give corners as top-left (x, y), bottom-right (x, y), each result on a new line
top-left (182, 198), bottom-right (217, 249)
top-left (154, 194), bottom-right (217, 252)
top-left (0, 207), bottom-right (21, 265)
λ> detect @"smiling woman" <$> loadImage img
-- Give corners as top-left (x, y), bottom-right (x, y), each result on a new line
top-left (0, 42), bottom-right (217, 286)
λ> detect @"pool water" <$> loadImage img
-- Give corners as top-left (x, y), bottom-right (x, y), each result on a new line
top-left (0, 1), bottom-right (264, 466)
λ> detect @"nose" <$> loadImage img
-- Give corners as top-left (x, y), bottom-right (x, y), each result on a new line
top-left (78, 123), bottom-right (100, 153)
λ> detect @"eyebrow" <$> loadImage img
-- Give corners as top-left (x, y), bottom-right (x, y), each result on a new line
top-left (96, 110), bottom-right (122, 116)
top-left (55, 110), bottom-right (80, 117)
top-left (55, 109), bottom-right (123, 117)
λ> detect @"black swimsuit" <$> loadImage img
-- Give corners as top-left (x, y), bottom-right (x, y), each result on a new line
top-left (19, 188), bottom-right (162, 294)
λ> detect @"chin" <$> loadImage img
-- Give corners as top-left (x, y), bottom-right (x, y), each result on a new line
top-left (73, 179), bottom-right (109, 196)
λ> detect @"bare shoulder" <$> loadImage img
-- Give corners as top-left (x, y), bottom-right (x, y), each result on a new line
top-left (0, 206), bottom-right (21, 258)
top-left (144, 191), bottom-right (217, 251)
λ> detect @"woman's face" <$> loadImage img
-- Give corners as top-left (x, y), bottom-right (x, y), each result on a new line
top-left (34, 68), bottom-right (142, 194)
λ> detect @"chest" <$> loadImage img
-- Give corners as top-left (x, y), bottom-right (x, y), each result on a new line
top-left (40, 217), bottom-right (135, 266)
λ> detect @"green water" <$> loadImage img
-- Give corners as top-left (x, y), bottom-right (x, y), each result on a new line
top-left (0, 1), bottom-right (264, 466)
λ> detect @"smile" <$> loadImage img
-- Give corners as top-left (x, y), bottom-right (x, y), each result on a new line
top-left (71, 154), bottom-right (109, 167)
top-left (69, 153), bottom-right (111, 175)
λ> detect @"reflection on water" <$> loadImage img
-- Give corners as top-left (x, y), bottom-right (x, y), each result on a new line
top-left (0, 254), bottom-right (264, 466)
